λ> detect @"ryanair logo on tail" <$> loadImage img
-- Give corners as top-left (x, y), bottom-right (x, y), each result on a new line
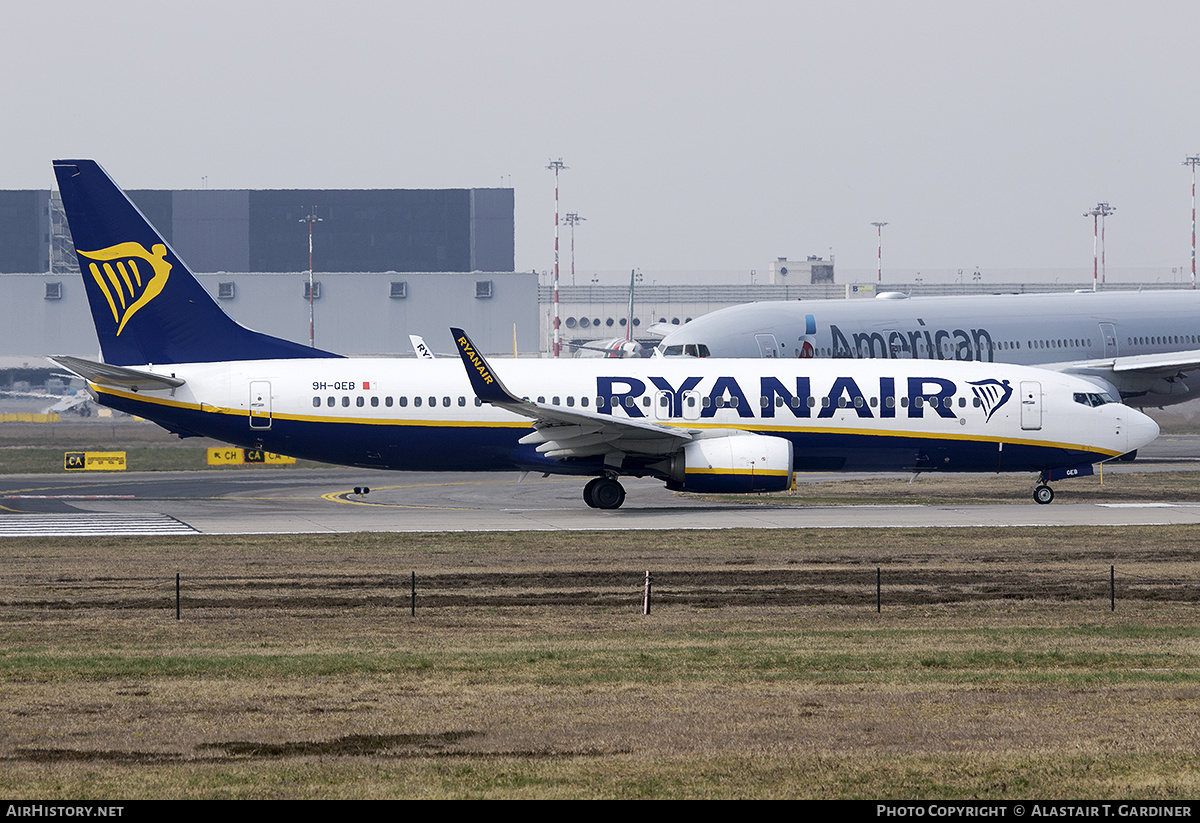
top-left (77, 242), bottom-right (172, 336)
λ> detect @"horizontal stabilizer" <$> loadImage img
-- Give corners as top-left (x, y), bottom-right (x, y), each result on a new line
top-left (50, 356), bottom-right (185, 393)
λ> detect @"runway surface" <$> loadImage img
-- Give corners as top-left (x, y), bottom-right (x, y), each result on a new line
top-left (3, 434), bottom-right (1200, 535)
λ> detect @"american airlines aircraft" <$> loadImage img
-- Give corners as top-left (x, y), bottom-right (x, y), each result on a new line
top-left (49, 160), bottom-right (1158, 508)
top-left (656, 291), bottom-right (1200, 411)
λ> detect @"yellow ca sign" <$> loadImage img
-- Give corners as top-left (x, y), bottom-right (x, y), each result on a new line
top-left (207, 448), bottom-right (296, 466)
top-left (77, 242), bottom-right (172, 335)
top-left (64, 451), bottom-right (127, 471)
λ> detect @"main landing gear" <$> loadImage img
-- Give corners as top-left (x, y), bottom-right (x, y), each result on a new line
top-left (1033, 484), bottom-right (1054, 505)
top-left (583, 476), bottom-right (626, 509)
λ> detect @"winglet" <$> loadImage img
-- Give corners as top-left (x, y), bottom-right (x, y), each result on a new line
top-left (451, 328), bottom-right (521, 405)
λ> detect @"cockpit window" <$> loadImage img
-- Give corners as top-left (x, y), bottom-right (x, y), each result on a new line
top-left (1074, 392), bottom-right (1115, 407)
top-left (658, 343), bottom-right (709, 357)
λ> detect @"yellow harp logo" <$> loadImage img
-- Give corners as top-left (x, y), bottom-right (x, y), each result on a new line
top-left (77, 242), bottom-right (172, 336)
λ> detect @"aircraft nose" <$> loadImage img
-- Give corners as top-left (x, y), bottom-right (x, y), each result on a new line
top-left (1126, 407), bottom-right (1160, 452)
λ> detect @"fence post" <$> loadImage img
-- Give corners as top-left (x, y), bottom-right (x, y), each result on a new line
top-left (643, 571), bottom-right (652, 615)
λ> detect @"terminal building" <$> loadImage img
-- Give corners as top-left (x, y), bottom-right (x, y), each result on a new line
top-left (0, 186), bottom-right (537, 358)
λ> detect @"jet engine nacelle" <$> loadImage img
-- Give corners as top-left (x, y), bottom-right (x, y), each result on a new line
top-left (664, 432), bottom-right (794, 494)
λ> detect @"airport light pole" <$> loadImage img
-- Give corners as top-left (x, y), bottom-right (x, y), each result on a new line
top-left (300, 206), bottom-right (322, 347)
top-left (871, 222), bottom-right (887, 283)
top-left (1083, 203), bottom-right (1113, 291)
top-left (1185, 156), bottom-right (1200, 289)
top-left (547, 159), bottom-right (567, 357)
top-left (1098, 202), bottom-right (1114, 285)
top-left (564, 212), bottom-right (585, 286)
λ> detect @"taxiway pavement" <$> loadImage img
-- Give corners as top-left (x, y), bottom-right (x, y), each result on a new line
top-left (1, 432), bottom-right (1200, 535)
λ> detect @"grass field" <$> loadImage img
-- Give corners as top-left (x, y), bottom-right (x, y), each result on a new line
top-left (2, 527), bottom-right (1200, 798)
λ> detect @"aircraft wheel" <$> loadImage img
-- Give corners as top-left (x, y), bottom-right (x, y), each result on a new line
top-left (591, 478), bottom-right (626, 510)
top-left (1033, 484), bottom-right (1054, 505)
top-left (583, 477), bottom-right (602, 508)
top-left (1118, 450), bottom-right (1137, 463)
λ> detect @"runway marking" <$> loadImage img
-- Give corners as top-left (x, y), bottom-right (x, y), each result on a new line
top-left (0, 513), bottom-right (197, 536)
top-left (318, 478), bottom-right (553, 510)
top-left (321, 488), bottom-right (472, 510)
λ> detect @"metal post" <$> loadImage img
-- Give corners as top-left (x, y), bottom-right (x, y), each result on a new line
top-left (300, 207), bottom-right (322, 347)
top-left (1184, 157), bottom-right (1199, 289)
top-left (176, 572), bottom-right (181, 621)
top-left (547, 159), bottom-right (567, 357)
top-left (876, 567), bottom-right (881, 613)
top-left (871, 222), bottom-right (887, 283)
top-left (643, 570), bottom-right (652, 615)
top-left (1110, 565), bottom-right (1115, 612)
top-left (411, 571), bottom-right (416, 617)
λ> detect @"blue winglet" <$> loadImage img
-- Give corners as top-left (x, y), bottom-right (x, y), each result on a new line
top-left (451, 327), bottom-right (520, 405)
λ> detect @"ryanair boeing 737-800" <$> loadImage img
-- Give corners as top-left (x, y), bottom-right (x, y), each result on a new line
top-left (49, 160), bottom-right (1158, 507)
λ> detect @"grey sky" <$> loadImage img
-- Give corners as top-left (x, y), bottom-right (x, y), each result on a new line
top-left (4, 1), bottom-right (1199, 280)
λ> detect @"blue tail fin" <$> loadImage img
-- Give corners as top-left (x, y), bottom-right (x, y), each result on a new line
top-left (53, 160), bottom-right (341, 365)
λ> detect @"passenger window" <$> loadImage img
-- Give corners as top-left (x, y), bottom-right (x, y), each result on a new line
top-left (327, 397), bottom-right (335, 407)
top-left (341, 396), bottom-right (350, 407)
top-left (443, 397), bottom-right (451, 407)
top-left (458, 397), bottom-right (466, 407)
top-left (356, 396), bottom-right (364, 407)
top-left (414, 396), bottom-right (422, 407)
top-left (385, 396), bottom-right (393, 407)
top-left (370, 396), bottom-right (379, 407)
top-left (312, 397), bottom-right (320, 408)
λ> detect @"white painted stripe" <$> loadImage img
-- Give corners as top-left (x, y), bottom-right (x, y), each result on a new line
top-left (0, 514), bottom-right (197, 536)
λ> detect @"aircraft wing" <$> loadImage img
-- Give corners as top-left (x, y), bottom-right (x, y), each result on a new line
top-left (1105, 349), bottom-right (1200, 374)
top-left (1063, 349), bottom-right (1200, 400)
top-left (1065, 349), bottom-right (1200, 377)
top-left (450, 328), bottom-right (691, 462)
top-left (49, 356), bottom-right (186, 393)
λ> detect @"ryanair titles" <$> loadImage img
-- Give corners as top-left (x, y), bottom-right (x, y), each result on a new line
top-left (456, 335), bottom-right (495, 385)
top-left (595, 374), bottom-right (1010, 421)
top-left (829, 319), bottom-right (995, 361)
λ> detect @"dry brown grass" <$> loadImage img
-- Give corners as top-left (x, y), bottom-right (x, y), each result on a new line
top-left (2, 528), bottom-right (1200, 798)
